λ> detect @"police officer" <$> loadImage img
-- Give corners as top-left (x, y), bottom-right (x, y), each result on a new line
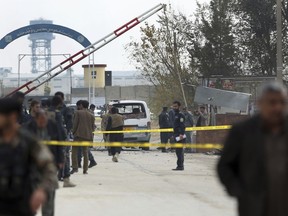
top-left (158, 107), bottom-right (171, 152)
top-left (106, 107), bottom-right (124, 162)
top-left (172, 101), bottom-right (186, 171)
top-left (0, 98), bottom-right (57, 216)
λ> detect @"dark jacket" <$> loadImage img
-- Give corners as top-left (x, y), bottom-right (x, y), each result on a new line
top-left (158, 111), bottom-right (171, 129)
top-left (0, 128), bottom-right (56, 216)
top-left (24, 120), bottom-right (64, 166)
top-left (173, 110), bottom-right (185, 137)
top-left (60, 104), bottom-right (73, 132)
top-left (183, 111), bottom-right (194, 127)
top-left (217, 115), bottom-right (288, 216)
top-left (106, 114), bottom-right (124, 142)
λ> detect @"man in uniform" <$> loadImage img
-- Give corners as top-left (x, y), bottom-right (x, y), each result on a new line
top-left (106, 107), bottom-right (124, 162)
top-left (0, 98), bottom-right (56, 216)
top-left (158, 107), bottom-right (171, 152)
top-left (172, 101), bottom-right (186, 171)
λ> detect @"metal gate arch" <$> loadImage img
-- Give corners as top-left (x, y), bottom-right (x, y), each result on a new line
top-left (0, 23), bottom-right (92, 49)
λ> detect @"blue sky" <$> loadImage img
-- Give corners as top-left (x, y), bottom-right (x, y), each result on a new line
top-left (0, 0), bottom-right (208, 74)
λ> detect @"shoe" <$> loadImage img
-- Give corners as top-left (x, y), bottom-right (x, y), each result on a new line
top-left (88, 161), bottom-right (97, 168)
top-left (162, 149), bottom-right (167, 153)
top-left (83, 171), bottom-right (88, 175)
top-left (70, 169), bottom-right (78, 175)
top-left (63, 178), bottom-right (76, 187)
top-left (112, 155), bottom-right (118, 163)
top-left (172, 167), bottom-right (184, 171)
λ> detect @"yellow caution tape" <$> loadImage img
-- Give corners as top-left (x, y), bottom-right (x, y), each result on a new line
top-left (42, 140), bottom-right (223, 149)
top-left (94, 125), bottom-right (231, 134)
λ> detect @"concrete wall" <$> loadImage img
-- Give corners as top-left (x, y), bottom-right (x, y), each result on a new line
top-left (71, 85), bottom-right (155, 105)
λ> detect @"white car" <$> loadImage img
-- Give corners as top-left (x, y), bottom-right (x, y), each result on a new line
top-left (109, 100), bottom-right (151, 144)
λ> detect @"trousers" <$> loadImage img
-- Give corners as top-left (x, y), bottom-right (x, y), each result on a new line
top-left (72, 138), bottom-right (89, 172)
top-left (175, 139), bottom-right (185, 168)
top-left (42, 189), bottom-right (56, 216)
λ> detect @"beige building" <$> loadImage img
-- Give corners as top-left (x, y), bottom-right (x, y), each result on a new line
top-left (83, 64), bottom-right (107, 88)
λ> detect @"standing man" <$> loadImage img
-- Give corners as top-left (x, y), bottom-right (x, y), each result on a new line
top-left (24, 109), bottom-right (66, 216)
top-left (11, 91), bottom-right (29, 124)
top-left (47, 96), bottom-right (75, 187)
top-left (217, 82), bottom-right (288, 216)
top-left (158, 107), bottom-right (171, 152)
top-left (106, 107), bottom-right (124, 162)
top-left (75, 100), bottom-right (97, 169)
top-left (172, 101), bottom-right (186, 171)
top-left (183, 107), bottom-right (194, 152)
top-left (101, 104), bottom-right (113, 155)
top-left (0, 98), bottom-right (56, 216)
top-left (89, 104), bottom-right (96, 114)
top-left (196, 106), bottom-right (208, 126)
top-left (71, 100), bottom-right (95, 174)
top-left (26, 100), bottom-right (41, 122)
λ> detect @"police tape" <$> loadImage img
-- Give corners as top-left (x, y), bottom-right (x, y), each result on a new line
top-left (42, 140), bottom-right (223, 149)
top-left (93, 125), bottom-right (231, 134)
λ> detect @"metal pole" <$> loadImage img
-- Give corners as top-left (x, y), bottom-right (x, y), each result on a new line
top-left (17, 54), bottom-right (21, 87)
top-left (173, 32), bottom-right (188, 108)
top-left (276, 0), bottom-right (283, 83)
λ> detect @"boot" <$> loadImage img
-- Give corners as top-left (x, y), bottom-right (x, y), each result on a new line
top-left (88, 160), bottom-right (97, 168)
top-left (63, 178), bottom-right (76, 188)
top-left (70, 168), bottom-right (78, 175)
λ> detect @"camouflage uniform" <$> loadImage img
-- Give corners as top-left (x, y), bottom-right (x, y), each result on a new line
top-left (0, 128), bottom-right (57, 216)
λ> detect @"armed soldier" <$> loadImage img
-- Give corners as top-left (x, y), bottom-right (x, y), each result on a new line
top-left (0, 98), bottom-right (57, 216)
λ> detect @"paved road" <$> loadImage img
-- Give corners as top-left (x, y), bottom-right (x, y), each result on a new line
top-left (43, 151), bottom-right (237, 216)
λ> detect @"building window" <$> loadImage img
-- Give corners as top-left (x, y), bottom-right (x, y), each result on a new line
top-left (91, 71), bottom-right (97, 79)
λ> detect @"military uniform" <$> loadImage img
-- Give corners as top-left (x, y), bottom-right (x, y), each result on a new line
top-left (173, 110), bottom-right (186, 170)
top-left (0, 129), bottom-right (56, 216)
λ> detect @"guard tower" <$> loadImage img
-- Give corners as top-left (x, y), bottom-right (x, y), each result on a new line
top-left (28, 19), bottom-right (55, 74)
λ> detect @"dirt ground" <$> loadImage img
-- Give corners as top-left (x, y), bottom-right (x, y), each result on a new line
top-left (37, 150), bottom-right (237, 216)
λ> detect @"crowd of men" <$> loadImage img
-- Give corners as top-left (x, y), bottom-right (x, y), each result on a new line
top-left (3, 81), bottom-right (288, 216)
top-left (0, 91), bottom-right (102, 216)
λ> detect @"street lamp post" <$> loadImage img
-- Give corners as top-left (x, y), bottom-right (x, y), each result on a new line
top-left (276, 0), bottom-right (283, 83)
top-left (173, 31), bottom-right (188, 108)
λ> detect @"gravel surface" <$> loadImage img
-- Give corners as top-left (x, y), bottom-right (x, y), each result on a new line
top-left (38, 150), bottom-right (237, 216)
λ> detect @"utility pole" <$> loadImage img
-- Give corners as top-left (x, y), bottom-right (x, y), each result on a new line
top-left (173, 31), bottom-right (188, 108)
top-left (276, 0), bottom-right (283, 83)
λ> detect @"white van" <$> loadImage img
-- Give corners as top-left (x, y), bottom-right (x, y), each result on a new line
top-left (109, 100), bottom-right (151, 143)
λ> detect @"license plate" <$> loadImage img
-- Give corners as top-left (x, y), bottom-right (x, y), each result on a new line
top-left (124, 127), bottom-right (136, 131)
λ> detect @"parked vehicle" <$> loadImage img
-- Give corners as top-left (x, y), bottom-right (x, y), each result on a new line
top-left (109, 100), bottom-right (151, 145)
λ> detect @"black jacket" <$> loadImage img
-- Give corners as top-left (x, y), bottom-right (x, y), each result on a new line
top-left (24, 120), bottom-right (64, 166)
top-left (217, 115), bottom-right (288, 216)
top-left (173, 110), bottom-right (185, 136)
top-left (159, 111), bottom-right (171, 129)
